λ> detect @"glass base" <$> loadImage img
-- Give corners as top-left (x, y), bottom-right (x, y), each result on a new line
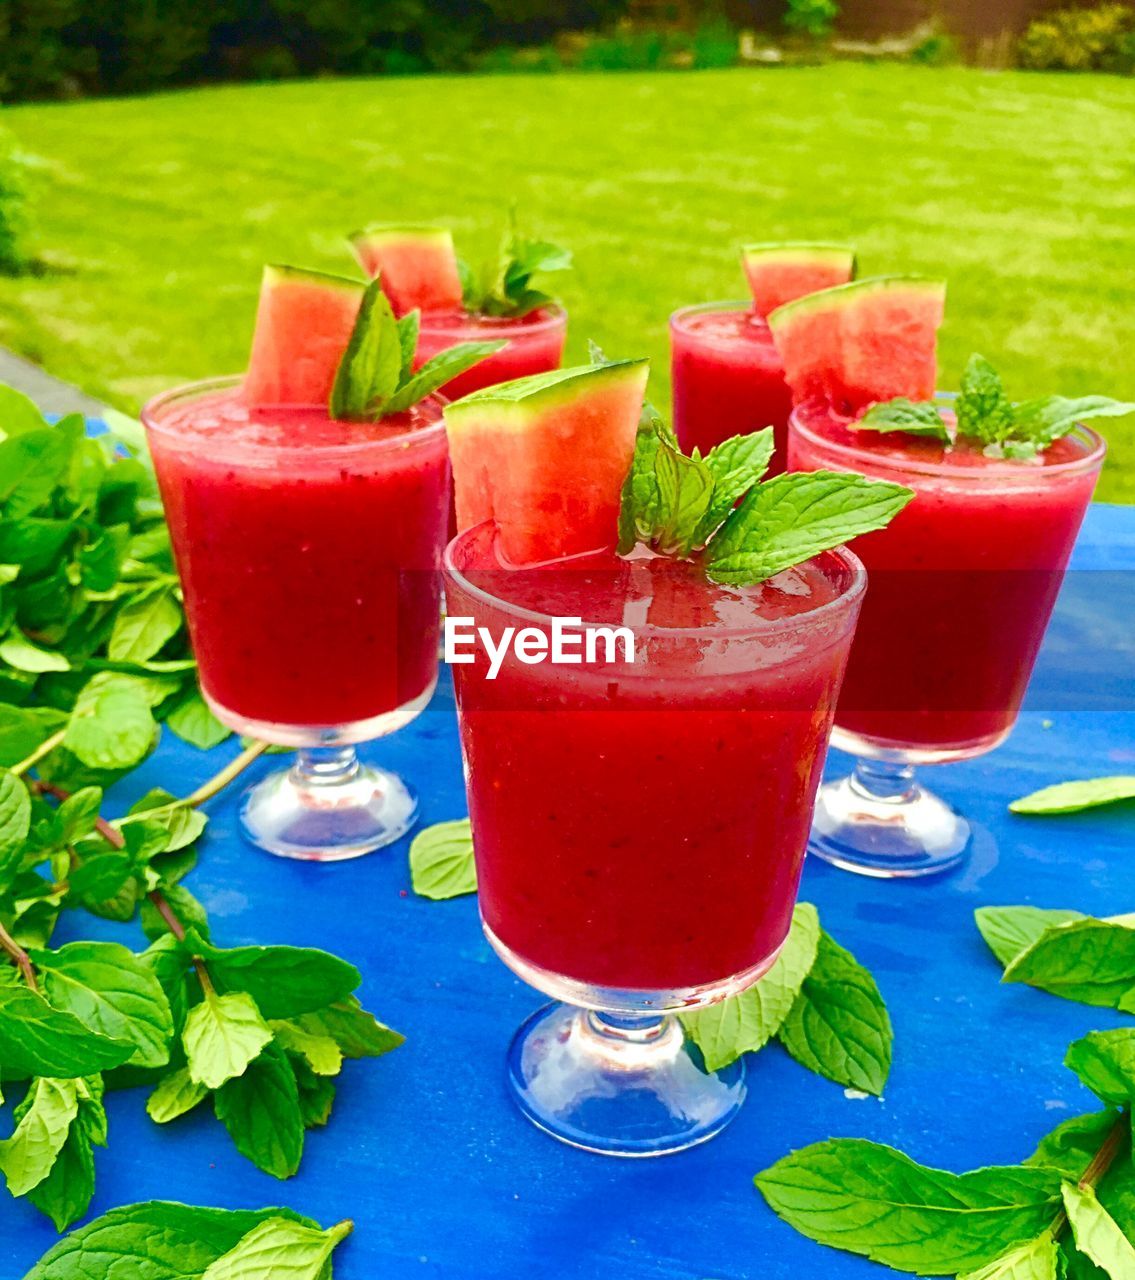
top-left (507, 1003), bottom-right (746, 1157)
top-left (809, 758), bottom-right (971, 878)
top-left (239, 746), bottom-right (418, 862)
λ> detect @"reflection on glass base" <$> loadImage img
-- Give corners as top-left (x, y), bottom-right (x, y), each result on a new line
top-left (239, 748), bottom-right (418, 862)
top-left (507, 1002), bottom-right (746, 1157)
top-left (809, 758), bottom-right (971, 879)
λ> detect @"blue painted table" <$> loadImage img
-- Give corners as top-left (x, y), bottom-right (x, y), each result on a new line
top-left (3, 505), bottom-right (1134, 1280)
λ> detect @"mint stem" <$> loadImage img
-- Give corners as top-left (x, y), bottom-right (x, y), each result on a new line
top-left (9, 728), bottom-right (68, 778)
top-left (123, 739), bottom-right (271, 825)
top-left (0, 919), bottom-right (38, 990)
top-left (1046, 1107), bottom-right (1130, 1243)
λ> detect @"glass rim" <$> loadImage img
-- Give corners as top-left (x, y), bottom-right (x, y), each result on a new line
top-left (790, 396), bottom-right (1108, 480)
top-left (417, 301), bottom-right (567, 339)
top-left (141, 374), bottom-right (449, 454)
top-left (669, 299), bottom-right (763, 331)
top-left (443, 521), bottom-right (867, 640)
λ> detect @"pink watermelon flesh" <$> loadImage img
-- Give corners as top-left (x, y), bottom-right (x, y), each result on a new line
top-left (742, 244), bottom-right (856, 319)
top-left (444, 361), bottom-right (649, 565)
top-left (349, 227), bottom-right (463, 317)
top-left (768, 278), bottom-right (945, 413)
top-left (243, 265), bottom-right (364, 406)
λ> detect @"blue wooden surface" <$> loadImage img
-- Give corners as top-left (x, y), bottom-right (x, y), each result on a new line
top-left (2, 505), bottom-right (1134, 1280)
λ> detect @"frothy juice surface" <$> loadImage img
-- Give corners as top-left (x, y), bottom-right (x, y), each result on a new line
top-left (788, 403), bottom-right (1105, 756)
top-left (670, 304), bottom-right (794, 473)
top-left (445, 528), bottom-right (862, 993)
top-left (145, 384), bottom-right (449, 733)
top-left (416, 306), bottom-right (567, 401)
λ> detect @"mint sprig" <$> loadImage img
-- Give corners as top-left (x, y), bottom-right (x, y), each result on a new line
top-left (609, 366), bottom-right (911, 582)
top-left (856, 354), bottom-right (1133, 458)
top-left (22, 1202), bottom-right (353, 1280)
top-left (330, 279), bottom-right (503, 420)
top-left (460, 212), bottom-right (572, 319)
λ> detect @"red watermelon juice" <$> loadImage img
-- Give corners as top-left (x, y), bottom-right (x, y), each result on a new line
top-left (444, 525), bottom-right (864, 996)
top-left (788, 401), bottom-right (1105, 757)
top-left (670, 303), bottom-right (794, 473)
top-left (417, 305), bottom-right (567, 401)
top-left (144, 378), bottom-right (449, 740)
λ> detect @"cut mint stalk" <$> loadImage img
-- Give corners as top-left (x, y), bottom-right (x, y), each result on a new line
top-left (741, 242), bottom-right (856, 319)
top-left (330, 280), bottom-right (502, 422)
top-left (347, 224), bottom-right (464, 316)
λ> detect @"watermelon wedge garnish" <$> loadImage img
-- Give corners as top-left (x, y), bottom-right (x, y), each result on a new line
top-left (768, 276), bottom-right (946, 412)
top-left (444, 360), bottom-right (649, 565)
top-left (741, 242), bottom-right (856, 319)
top-left (243, 265), bottom-right (365, 406)
top-left (348, 224), bottom-right (464, 316)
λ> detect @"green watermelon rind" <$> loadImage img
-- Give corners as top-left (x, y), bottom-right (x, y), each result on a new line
top-left (347, 224), bottom-right (455, 250)
top-left (445, 359), bottom-right (650, 422)
top-left (741, 242), bottom-right (857, 272)
top-left (767, 275), bottom-right (946, 334)
top-left (262, 263), bottom-right (366, 294)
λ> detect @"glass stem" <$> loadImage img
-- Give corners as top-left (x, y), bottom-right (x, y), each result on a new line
top-left (291, 745), bottom-right (361, 791)
top-left (849, 757), bottom-right (919, 804)
top-left (586, 1011), bottom-right (668, 1044)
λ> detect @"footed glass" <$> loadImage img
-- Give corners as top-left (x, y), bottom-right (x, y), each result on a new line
top-left (789, 399), bottom-right (1106, 878)
top-left (444, 525), bottom-right (865, 1155)
top-left (143, 377), bottom-right (449, 861)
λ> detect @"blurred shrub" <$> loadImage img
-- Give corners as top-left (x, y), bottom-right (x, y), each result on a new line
top-left (0, 127), bottom-right (31, 274)
top-left (910, 29), bottom-right (960, 66)
top-left (691, 17), bottom-right (739, 67)
top-left (1018, 4), bottom-right (1135, 73)
top-left (782, 0), bottom-right (839, 40)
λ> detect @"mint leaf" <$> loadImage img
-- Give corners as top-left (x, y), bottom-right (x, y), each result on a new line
top-left (0, 384), bottom-right (48, 434)
top-left (1064, 1029), bottom-right (1135, 1106)
top-left (1026, 1109), bottom-right (1117, 1178)
top-left (108, 585), bottom-right (181, 663)
top-left (64, 673), bottom-right (155, 770)
top-left (1010, 777), bottom-right (1135, 815)
top-left (976, 906), bottom-right (1086, 968)
top-left (651, 445), bottom-right (714, 556)
top-left (776, 929), bottom-right (893, 1095)
top-left (0, 632), bottom-right (71, 673)
top-left (0, 966), bottom-right (134, 1077)
top-left (293, 996), bottom-right (403, 1060)
top-left (957, 354), bottom-right (1016, 450)
top-left (24, 1094), bottom-right (100, 1231)
top-left (1002, 918), bottom-right (1135, 1009)
top-left (23, 1202), bottom-right (322, 1280)
top-left (617, 406), bottom-right (677, 555)
top-left (397, 308), bottom-right (419, 381)
top-left (855, 397), bottom-right (951, 441)
top-left (681, 902), bottom-right (819, 1071)
top-left (201, 1217), bottom-right (352, 1280)
top-left (147, 1066), bottom-right (210, 1123)
top-left (184, 932), bottom-right (361, 1019)
top-left (328, 280), bottom-right (401, 421)
top-left (166, 690), bottom-right (231, 750)
top-left (183, 990), bottom-right (273, 1089)
top-left (409, 818), bottom-right (476, 900)
top-left (707, 470), bottom-right (913, 587)
top-left (0, 705), bottom-right (67, 769)
top-left (0, 1077), bottom-right (79, 1196)
top-left (381, 339), bottom-right (504, 416)
top-left (270, 1020), bottom-right (343, 1076)
top-left (755, 1139), bottom-right (1062, 1275)
top-left (693, 428), bottom-right (775, 544)
top-left (0, 767), bottom-right (32, 881)
top-left (1012, 395), bottom-right (1135, 451)
top-left (470, 214), bottom-right (572, 318)
top-left (1061, 1182), bottom-right (1135, 1279)
top-left (959, 1236), bottom-right (1060, 1280)
top-left (30, 940), bottom-right (174, 1069)
top-left (293, 1058), bottom-right (336, 1129)
top-left (214, 1040), bottom-right (304, 1179)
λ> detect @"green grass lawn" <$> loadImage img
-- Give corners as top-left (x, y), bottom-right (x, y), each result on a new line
top-left (3, 63), bottom-right (1134, 497)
